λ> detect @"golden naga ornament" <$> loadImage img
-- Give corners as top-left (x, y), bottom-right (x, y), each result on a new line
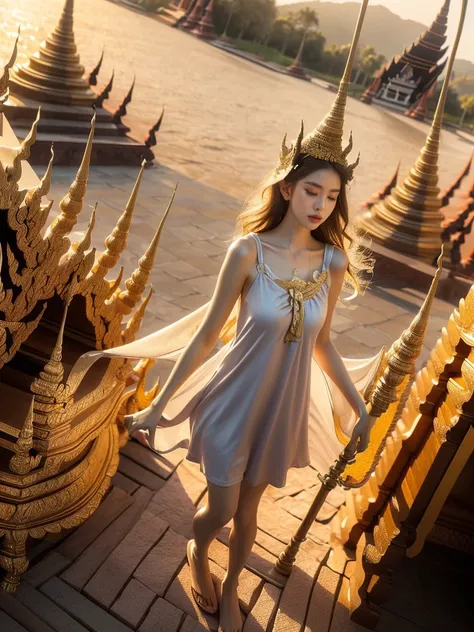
top-left (273, 269), bottom-right (328, 343)
top-left (270, 0), bottom-right (369, 185)
top-left (0, 35), bottom-right (180, 593)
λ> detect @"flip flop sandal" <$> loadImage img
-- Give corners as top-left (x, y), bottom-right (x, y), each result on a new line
top-left (128, 427), bottom-right (162, 456)
top-left (187, 540), bottom-right (218, 615)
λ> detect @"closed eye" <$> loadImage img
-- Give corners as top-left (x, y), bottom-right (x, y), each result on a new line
top-left (306, 190), bottom-right (338, 202)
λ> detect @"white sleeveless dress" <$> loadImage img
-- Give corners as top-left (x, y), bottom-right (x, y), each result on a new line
top-left (76, 234), bottom-right (384, 487)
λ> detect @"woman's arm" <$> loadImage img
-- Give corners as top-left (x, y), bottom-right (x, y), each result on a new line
top-left (313, 248), bottom-right (371, 452)
top-left (134, 234), bottom-right (256, 418)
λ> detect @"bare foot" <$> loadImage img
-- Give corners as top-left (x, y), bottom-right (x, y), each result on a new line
top-left (219, 581), bottom-right (243, 632)
top-left (187, 540), bottom-right (218, 614)
top-left (131, 428), bottom-right (152, 449)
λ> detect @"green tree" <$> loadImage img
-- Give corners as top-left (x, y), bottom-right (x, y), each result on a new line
top-left (322, 43), bottom-right (351, 77)
top-left (459, 95), bottom-right (474, 127)
top-left (270, 15), bottom-right (296, 55)
top-left (452, 75), bottom-right (474, 98)
top-left (291, 7), bottom-right (319, 69)
top-left (359, 46), bottom-right (386, 85)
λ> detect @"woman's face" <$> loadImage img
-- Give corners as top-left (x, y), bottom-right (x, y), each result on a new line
top-left (280, 167), bottom-right (342, 231)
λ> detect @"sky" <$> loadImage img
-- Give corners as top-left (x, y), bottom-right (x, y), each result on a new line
top-left (276, 1), bottom-right (474, 62)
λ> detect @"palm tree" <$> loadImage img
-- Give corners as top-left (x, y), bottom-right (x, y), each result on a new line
top-left (272, 15), bottom-right (296, 55)
top-left (221, 0), bottom-right (237, 39)
top-left (459, 95), bottom-right (474, 128)
top-left (288, 7), bottom-right (319, 78)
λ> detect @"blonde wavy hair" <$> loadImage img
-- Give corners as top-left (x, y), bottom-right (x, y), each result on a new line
top-left (228, 156), bottom-right (373, 303)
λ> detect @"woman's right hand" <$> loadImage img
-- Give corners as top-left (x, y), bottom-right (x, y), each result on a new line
top-left (125, 398), bottom-right (168, 452)
top-left (124, 395), bottom-right (165, 431)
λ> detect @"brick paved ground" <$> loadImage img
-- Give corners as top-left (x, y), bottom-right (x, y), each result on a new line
top-left (0, 161), bottom-right (464, 632)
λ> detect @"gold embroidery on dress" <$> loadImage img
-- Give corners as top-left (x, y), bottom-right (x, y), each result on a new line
top-left (272, 269), bottom-right (328, 343)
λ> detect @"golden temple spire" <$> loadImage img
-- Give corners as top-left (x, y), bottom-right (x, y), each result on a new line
top-left (357, 0), bottom-right (468, 260)
top-left (0, 28), bottom-right (19, 107)
top-left (116, 185), bottom-right (177, 315)
top-left (48, 112), bottom-right (96, 238)
top-left (9, 0), bottom-right (96, 106)
top-left (57, 0), bottom-right (75, 36)
top-left (9, 108), bottom-right (41, 181)
top-left (31, 301), bottom-right (69, 401)
top-left (122, 287), bottom-right (153, 343)
top-left (25, 146), bottom-right (54, 208)
top-left (93, 160), bottom-right (146, 279)
top-left (9, 397), bottom-right (41, 475)
top-left (299, 0), bottom-right (369, 175)
top-left (369, 249), bottom-right (444, 418)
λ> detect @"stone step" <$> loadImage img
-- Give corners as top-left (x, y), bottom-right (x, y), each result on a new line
top-left (13, 129), bottom-right (142, 145)
top-left (304, 565), bottom-right (342, 632)
top-left (12, 118), bottom-right (124, 138)
top-left (137, 596), bottom-right (184, 632)
top-left (4, 101), bottom-right (113, 123)
top-left (133, 528), bottom-right (188, 597)
top-left (10, 130), bottom-right (148, 167)
top-left (83, 509), bottom-right (169, 608)
top-left (242, 582), bottom-right (281, 632)
top-left (111, 578), bottom-right (156, 629)
top-left (57, 486), bottom-right (134, 561)
top-left (273, 551), bottom-right (319, 632)
top-left (179, 615), bottom-right (209, 632)
top-left (0, 590), bottom-right (55, 632)
top-left (120, 438), bottom-right (185, 480)
top-left (23, 551), bottom-right (70, 588)
top-left (118, 454), bottom-right (166, 491)
top-left (0, 610), bottom-right (28, 632)
top-left (111, 471), bottom-right (140, 495)
top-left (15, 582), bottom-right (89, 632)
top-left (60, 486), bottom-right (153, 590)
top-left (41, 577), bottom-right (131, 632)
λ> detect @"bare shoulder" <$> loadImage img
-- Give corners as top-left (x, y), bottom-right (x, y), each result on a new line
top-left (227, 233), bottom-right (257, 263)
top-left (329, 245), bottom-right (349, 272)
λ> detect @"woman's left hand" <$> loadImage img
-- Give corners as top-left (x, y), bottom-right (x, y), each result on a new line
top-left (347, 409), bottom-right (374, 454)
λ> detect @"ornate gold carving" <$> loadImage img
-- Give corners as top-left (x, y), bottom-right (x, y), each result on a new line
top-left (0, 530), bottom-right (28, 593)
top-left (31, 301), bottom-right (69, 404)
top-left (9, 398), bottom-right (41, 475)
top-left (0, 56), bottom-right (168, 590)
top-left (0, 29), bottom-right (19, 109)
top-left (273, 269), bottom-right (328, 342)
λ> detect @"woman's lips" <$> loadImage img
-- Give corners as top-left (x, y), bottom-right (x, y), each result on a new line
top-left (308, 214), bottom-right (322, 222)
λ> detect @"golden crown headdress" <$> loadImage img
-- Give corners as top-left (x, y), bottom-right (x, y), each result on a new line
top-left (272, 0), bottom-right (369, 184)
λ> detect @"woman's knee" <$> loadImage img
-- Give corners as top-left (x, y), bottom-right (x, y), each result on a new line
top-left (203, 481), bottom-right (241, 527)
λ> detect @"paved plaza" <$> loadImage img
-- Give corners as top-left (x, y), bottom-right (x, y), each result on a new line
top-left (1, 1), bottom-right (473, 630)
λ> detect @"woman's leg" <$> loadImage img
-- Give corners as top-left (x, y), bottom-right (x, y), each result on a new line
top-left (220, 480), bottom-right (268, 632)
top-left (189, 480), bottom-right (241, 613)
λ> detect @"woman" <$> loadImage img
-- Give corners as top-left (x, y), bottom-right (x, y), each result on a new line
top-left (80, 5), bottom-right (373, 630)
top-left (127, 153), bottom-right (374, 632)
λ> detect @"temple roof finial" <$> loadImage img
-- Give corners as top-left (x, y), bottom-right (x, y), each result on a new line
top-left (93, 160), bottom-right (146, 279)
top-left (116, 185), bottom-right (177, 315)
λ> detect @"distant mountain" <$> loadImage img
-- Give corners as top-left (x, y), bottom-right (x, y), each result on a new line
top-left (278, 1), bottom-right (474, 78)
